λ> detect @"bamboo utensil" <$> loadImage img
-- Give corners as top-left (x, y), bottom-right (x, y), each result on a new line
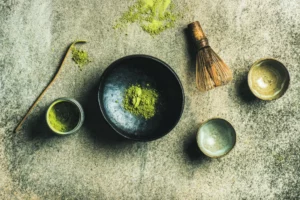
top-left (188, 21), bottom-right (233, 91)
top-left (14, 40), bottom-right (86, 133)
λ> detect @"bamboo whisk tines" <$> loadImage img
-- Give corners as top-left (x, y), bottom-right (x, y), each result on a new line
top-left (188, 21), bottom-right (233, 92)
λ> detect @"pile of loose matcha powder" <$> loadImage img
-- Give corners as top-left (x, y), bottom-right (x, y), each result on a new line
top-left (123, 85), bottom-right (159, 119)
top-left (115, 0), bottom-right (179, 35)
top-left (72, 46), bottom-right (91, 70)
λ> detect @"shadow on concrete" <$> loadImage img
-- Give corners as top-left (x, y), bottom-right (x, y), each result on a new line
top-left (183, 28), bottom-right (196, 83)
top-left (183, 132), bottom-right (211, 165)
top-left (235, 70), bottom-right (259, 103)
top-left (82, 79), bottom-right (134, 147)
top-left (22, 78), bottom-right (135, 148)
top-left (22, 43), bottom-right (76, 141)
top-left (24, 109), bottom-right (56, 140)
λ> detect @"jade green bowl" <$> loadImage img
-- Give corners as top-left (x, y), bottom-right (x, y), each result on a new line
top-left (248, 58), bottom-right (290, 100)
top-left (197, 118), bottom-right (236, 158)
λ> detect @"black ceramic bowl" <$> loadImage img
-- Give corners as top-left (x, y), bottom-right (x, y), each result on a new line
top-left (98, 55), bottom-right (184, 141)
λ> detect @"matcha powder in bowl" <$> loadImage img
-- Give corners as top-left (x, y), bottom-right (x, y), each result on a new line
top-left (46, 98), bottom-right (84, 135)
top-left (123, 85), bottom-right (159, 119)
top-left (115, 0), bottom-right (179, 35)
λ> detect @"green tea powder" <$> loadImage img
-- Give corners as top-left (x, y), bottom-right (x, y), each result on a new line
top-left (72, 46), bottom-right (91, 70)
top-left (48, 102), bottom-right (80, 132)
top-left (123, 85), bottom-right (159, 119)
top-left (115, 0), bottom-right (178, 35)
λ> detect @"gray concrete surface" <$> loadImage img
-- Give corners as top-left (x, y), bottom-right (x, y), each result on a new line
top-left (1, 0), bottom-right (300, 199)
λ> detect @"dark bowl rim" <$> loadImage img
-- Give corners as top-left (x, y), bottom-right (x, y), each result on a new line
top-left (98, 54), bottom-right (185, 142)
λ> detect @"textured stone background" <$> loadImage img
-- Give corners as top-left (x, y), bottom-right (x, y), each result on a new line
top-left (0, 0), bottom-right (300, 199)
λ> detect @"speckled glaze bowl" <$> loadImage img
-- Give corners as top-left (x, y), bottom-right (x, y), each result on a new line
top-left (197, 118), bottom-right (236, 158)
top-left (98, 55), bottom-right (184, 141)
top-left (248, 58), bottom-right (290, 100)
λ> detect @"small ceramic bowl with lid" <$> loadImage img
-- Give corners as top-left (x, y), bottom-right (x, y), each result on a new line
top-left (248, 58), bottom-right (290, 100)
top-left (197, 118), bottom-right (236, 158)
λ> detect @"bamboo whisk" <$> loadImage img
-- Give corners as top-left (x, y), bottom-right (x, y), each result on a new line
top-left (188, 21), bottom-right (233, 91)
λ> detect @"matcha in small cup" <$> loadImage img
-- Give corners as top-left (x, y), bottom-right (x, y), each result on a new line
top-left (197, 118), bottom-right (236, 158)
top-left (46, 98), bottom-right (84, 135)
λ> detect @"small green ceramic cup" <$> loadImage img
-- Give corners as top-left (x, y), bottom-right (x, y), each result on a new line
top-left (248, 58), bottom-right (290, 101)
top-left (197, 118), bottom-right (236, 158)
top-left (46, 98), bottom-right (84, 135)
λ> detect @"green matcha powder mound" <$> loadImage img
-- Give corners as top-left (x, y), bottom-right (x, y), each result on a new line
top-left (115, 0), bottom-right (179, 35)
top-left (72, 46), bottom-right (91, 70)
top-left (123, 85), bottom-right (159, 119)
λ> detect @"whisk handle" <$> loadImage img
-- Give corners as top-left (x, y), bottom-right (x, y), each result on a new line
top-left (188, 21), bottom-right (210, 50)
top-left (195, 38), bottom-right (209, 50)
